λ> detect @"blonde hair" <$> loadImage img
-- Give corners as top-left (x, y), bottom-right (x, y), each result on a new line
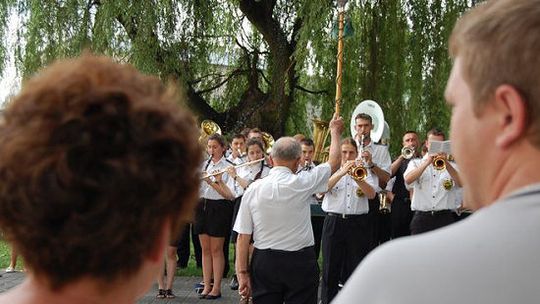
top-left (449, 0), bottom-right (540, 145)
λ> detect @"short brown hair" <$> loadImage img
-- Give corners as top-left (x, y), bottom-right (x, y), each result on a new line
top-left (427, 128), bottom-right (445, 140)
top-left (0, 55), bottom-right (201, 289)
top-left (449, 0), bottom-right (540, 145)
top-left (355, 113), bottom-right (372, 124)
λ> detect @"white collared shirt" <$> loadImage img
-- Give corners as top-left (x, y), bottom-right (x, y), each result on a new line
top-left (200, 156), bottom-right (234, 200)
top-left (234, 163), bottom-right (331, 251)
top-left (404, 155), bottom-right (461, 211)
top-left (322, 169), bottom-right (379, 215)
top-left (358, 141), bottom-right (391, 175)
top-left (227, 153), bottom-right (247, 166)
top-left (234, 162), bottom-right (271, 197)
top-left (297, 161), bottom-right (320, 205)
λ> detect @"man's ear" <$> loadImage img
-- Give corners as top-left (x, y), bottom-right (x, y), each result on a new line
top-left (147, 219), bottom-right (170, 262)
top-left (494, 84), bottom-right (528, 148)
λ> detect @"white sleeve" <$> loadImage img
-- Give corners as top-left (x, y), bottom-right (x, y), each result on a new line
top-left (233, 187), bottom-right (254, 235)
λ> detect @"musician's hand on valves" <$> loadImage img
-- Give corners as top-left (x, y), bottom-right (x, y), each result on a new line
top-left (213, 172), bottom-right (224, 184)
top-left (338, 160), bottom-right (356, 176)
top-left (329, 112), bottom-right (344, 135)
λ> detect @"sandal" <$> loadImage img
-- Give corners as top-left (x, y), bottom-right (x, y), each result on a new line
top-left (156, 289), bottom-right (166, 299)
top-left (165, 289), bottom-right (176, 299)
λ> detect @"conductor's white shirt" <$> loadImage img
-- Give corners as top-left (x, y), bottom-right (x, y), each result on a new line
top-left (233, 163), bottom-right (331, 251)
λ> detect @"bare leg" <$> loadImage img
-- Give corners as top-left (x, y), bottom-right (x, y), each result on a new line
top-left (209, 236), bottom-right (225, 296)
top-left (199, 234), bottom-right (213, 295)
top-left (165, 246), bottom-right (177, 290)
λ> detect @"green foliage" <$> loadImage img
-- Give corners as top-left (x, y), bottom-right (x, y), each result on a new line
top-left (0, 0), bottom-right (472, 157)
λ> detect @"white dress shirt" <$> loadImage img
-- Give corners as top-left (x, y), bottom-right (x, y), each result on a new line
top-left (233, 163), bottom-right (331, 251)
top-left (358, 141), bottom-right (391, 175)
top-left (200, 156), bottom-right (235, 200)
top-left (227, 153), bottom-right (246, 165)
top-left (404, 155), bottom-right (461, 211)
top-left (234, 162), bottom-right (270, 197)
top-left (322, 169), bottom-right (379, 215)
top-left (297, 161), bottom-right (320, 205)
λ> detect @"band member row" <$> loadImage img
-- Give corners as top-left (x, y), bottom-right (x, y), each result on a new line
top-left (404, 128), bottom-right (462, 235)
top-left (234, 113), bottom-right (344, 304)
top-left (320, 138), bottom-right (379, 304)
top-left (197, 133), bottom-right (236, 299)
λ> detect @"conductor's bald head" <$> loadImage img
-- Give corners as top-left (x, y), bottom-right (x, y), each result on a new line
top-left (270, 137), bottom-right (302, 170)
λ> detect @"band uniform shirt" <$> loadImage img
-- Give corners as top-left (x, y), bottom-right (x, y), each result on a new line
top-left (322, 169), bottom-right (379, 215)
top-left (233, 163), bottom-right (332, 251)
top-left (359, 141), bottom-right (392, 175)
top-left (234, 162), bottom-right (271, 197)
top-left (227, 152), bottom-right (246, 166)
top-left (200, 156), bottom-right (235, 200)
top-left (404, 155), bottom-right (461, 211)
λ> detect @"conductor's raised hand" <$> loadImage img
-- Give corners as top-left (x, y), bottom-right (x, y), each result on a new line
top-left (329, 112), bottom-right (344, 135)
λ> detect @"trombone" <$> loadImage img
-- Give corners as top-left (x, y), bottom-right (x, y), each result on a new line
top-left (202, 158), bottom-right (265, 179)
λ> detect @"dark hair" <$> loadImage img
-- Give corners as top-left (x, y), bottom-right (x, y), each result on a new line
top-left (208, 133), bottom-right (227, 148)
top-left (0, 55), bottom-right (201, 290)
top-left (300, 138), bottom-right (314, 147)
top-left (355, 113), bottom-right (373, 124)
top-left (232, 133), bottom-right (246, 141)
top-left (246, 138), bottom-right (264, 152)
top-left (427, 128), bottom-right (445, 139)
top-left (404, 130), bottom-right (418, 136)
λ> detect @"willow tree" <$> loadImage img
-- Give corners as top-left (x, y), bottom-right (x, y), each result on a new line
top-left (0, 0), bottom-right (473, 150)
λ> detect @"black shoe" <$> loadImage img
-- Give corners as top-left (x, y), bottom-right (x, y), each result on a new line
top-left (205, 293), bottom-right (221, 300)
top-left (230, 275), bottom-right (239, 290)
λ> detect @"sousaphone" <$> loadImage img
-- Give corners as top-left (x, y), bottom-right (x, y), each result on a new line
top-left (349, 100), bottom-right (385, 143)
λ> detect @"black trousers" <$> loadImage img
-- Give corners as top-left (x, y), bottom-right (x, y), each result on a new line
top-left (311, 215), bottom-right (325, 260)
top-left (410, 210), bottom-right (456, 235)
top-left (320, 214), bottom-right (371, 304)
top-left (368, 197), bottom-right (391, 250)
top-left (251, 246), bottom-right (319, 304)
top-left (176, 223), bottom-right (191, 268)
top-left (391, 198), bottom-right (414, 239)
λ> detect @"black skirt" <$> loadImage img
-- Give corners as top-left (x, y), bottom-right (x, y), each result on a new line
top-left (194, 198), bottom-right (234, 237)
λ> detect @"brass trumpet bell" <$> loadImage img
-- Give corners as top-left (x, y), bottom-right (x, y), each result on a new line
top-left (348, 164), bottom-right (367, 181)
top-left (433, 155), bottom-right (446, 170)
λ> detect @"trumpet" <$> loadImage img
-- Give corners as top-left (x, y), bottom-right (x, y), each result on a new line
top-left (401, 146), bottom-right (415, 159)
top-left (433, 155), bottom-right (446, 170)
top-left (349, 134), bottom-right (367, 181)
top-left (202, 158), bottom-right (264, 179)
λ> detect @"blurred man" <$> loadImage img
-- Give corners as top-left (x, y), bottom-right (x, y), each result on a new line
top-left (334, 1), bottom-right (540, 303)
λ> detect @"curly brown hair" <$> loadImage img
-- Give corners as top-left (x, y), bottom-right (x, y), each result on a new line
top-left (0, 55), bottom-right (202, 289)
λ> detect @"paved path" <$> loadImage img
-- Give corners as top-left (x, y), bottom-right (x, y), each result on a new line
top-left (0, 272), bottom-right (241, 303)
